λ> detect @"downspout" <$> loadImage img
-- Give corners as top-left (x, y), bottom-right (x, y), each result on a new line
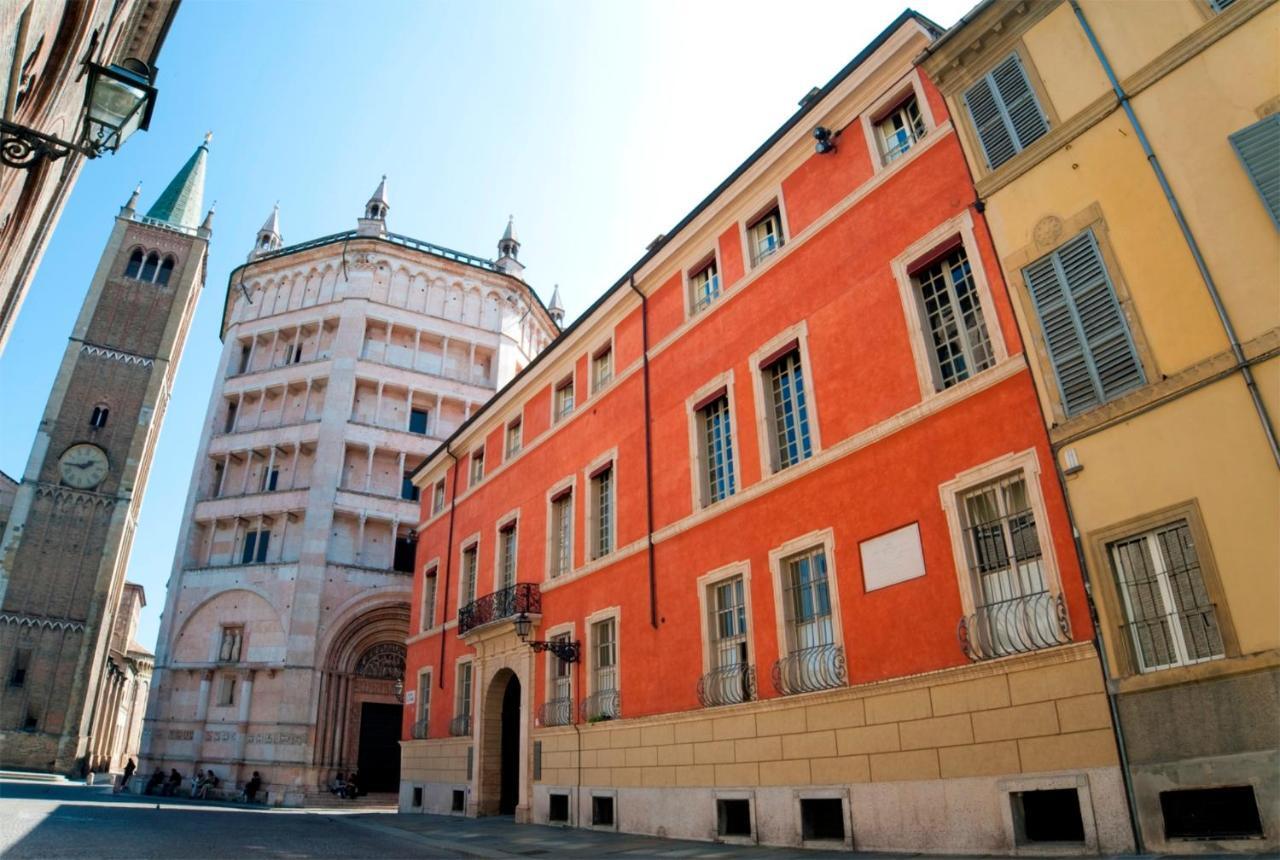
top-left (1069, 0), bottom-right (1280, 469)
top-left (627, 275), bottom-right (659, 629)
top-left (437, 445), bottom-right (459, 689)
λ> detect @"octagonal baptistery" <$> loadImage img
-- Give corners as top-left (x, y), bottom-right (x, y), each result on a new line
top-left (139, 184), bottom-right (559, 806)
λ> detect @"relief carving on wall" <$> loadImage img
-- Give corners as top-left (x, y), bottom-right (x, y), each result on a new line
top-left (354, 642), bottom-right (405, 680)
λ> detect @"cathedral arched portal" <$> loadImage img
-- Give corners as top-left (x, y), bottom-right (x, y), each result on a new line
top-left (312, 602), bottom-right (408, 794)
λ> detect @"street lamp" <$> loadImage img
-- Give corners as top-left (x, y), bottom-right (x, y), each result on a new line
top-left (0, 58), bottom-right (156, 170)
top-left (393, 677), bottom-right (404, 703)
top-left (512, 612), bottom-right (580, 663)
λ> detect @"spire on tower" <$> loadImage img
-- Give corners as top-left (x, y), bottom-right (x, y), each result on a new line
top-left (145, 135), bottom-right (210, 230)
top-left (199, 202), bottom-right (216, 238)
top-left (495, 214), bottom-right (524, 279)
top-left (122, 182), bottom-right (142, 215)
top-left (249, 202), bottom-right (282, 260)
top-left (357, 176), bottom-right (389, 237)
top-left (548, 284), bottom-right (565, 327)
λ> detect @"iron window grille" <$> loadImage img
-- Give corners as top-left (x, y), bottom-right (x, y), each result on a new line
top-left (774, 548), bottom-right (844, 694)
top-left (581, 689), bottom-right (620, 723)
top-left (748, 207), bottom-right (784, 267)
top-left (699, 576), bottom-right (753, 706)
top-left (540, 697), bottom-right (574, 727)
top-left (765, 350), bottom-right (813, 471)
top-left (412, 717), bottom-right (430, 740)
top-left (543, 634), bottom-right (574, 726)
top-left (690, 259), bottom-right (721, 314)
top-left (586, 618), bottom-right (619, 721)
top-left (876, 95), bottom-right (927, 164)
top-left (449, 714), bottom-right (471, 737)
top-left (698, 394), bottom-right (736, 504)
top-left (550, 491), bottom-right (573, 579)
top-left (591, 466), bottom-right (613, 559)
top-left (914, 247), bottom-right (994, 390)
top-left (1108, 520), bottom-right (1225, 673)
top-left (956, 474), bottom-right (1069, 660)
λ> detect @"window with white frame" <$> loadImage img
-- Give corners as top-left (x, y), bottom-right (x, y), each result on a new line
top-left (590, 464), bottom-right (613, 559)
top-left (554, 377), bottom-right (575, 421)
top-left (461, 544), bottom-right (478, 604)
top-left (1107, 520), bottom-right (1225, 673)
top-left (506, 418), bottom-right (522, 458)
top-left (776, 546), bottom-right (843, 694)
top-left (432, 479), bottom-right (446, 515)
top-left (421, 568), bottom-right (438, 630)
top-left (763, 349), bottom-right (813, 472)
top-left (592, 346), bottom-right (613, 392)
top-left (703, 576), bottom-right (752, 705)
top-left (498, 522), bottom-right (517, 590)
top-left (219, 626), bottom-right (243, 663)
top-left (549, 490), bottom-right (573, 579)
top-left (452, 661), bottom-right (473, 735)
top-left (689, 258), bottom-right (721, 314)
top-left (415, 670), bottom-right (432, 738)
top-left (913, 247), bottom-right (995, 390)
top-left (585, 617), bottom-right (619, 720)
top-left (876, 95), bottom-right (927, 164)
top-left (747, 206), bottom-right (784, 267)
top-left (469, 448), bottom-right (485, 486)
top-left (697, 393), bottom-right (736, 504)
top-left (963, 52), bottom-right (1050, 170)
top-left (544, 632), bottom-right (574, 727)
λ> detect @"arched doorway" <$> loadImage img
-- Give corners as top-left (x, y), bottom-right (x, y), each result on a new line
top-left (499, 676), bottom-right (521, 815)
top-left (478, 668), bottom-right (523, 815)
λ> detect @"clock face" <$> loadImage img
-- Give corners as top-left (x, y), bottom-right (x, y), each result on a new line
top-left (59, 443), bottom-right (109, 489)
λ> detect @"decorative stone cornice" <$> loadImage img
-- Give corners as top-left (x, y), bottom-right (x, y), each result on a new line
top-left (0, 612), bottom-right (86, 633)
top-left (32, 483), bottom-right (116, 508)
top-left (79, 342), bottom-right (156, 367)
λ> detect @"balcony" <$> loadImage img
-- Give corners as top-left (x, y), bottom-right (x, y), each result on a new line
top-left (771, 644), bottom-right (846, 696)
top-left (697, 663), bottom-right (756, 708)
top-left (449, 714), bottom-right (471, 737)
top-left (957, 591), bottom-right (1070, 662)
top-left (457, 583), bottom-right (541, 636)
top-left (538, 697), bottom-right (574, 728)
top-left (581, 689), bottom-right (620, 723)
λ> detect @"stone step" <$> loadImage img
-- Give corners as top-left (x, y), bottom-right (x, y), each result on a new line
top-left (0, 770), bottom-right (64, 783)
top-left (302, 791), bottom-right (397, 809)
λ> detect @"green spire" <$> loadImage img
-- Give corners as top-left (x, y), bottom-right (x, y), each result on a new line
top-left (145, 133), bottom-right (210, 229)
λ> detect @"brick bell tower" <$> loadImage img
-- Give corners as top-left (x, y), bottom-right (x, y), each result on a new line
top-left (0, 136), bottom-right (213, 775)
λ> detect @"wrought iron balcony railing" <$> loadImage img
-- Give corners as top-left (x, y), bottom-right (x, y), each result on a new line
top-left (538, 697), bottom-right (574, 727)
top-left (957, 591), bottom-right (1070, 661)
top-left (457, 583), bottom-right (541, 636)
top-left (412, 718), bottom-right (429, 740)
top-left (1119, 604), bottom-right (1224, 674)
top-left (581, 689), bottom-right (620, 723)
top-left (449, 714), bottom-right (471, 737)
top-left (697, 663), bottom-right (756, 708)
top-left (772, 644), bottom-right (847, 696)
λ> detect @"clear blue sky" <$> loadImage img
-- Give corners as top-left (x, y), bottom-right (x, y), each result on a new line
top-left (0, 0), bottom-right (972, 651)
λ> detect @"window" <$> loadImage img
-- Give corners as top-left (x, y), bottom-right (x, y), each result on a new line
top-left (219, 626), bottom-right (243, 663)
top-left (261, 468), bottom-right (279, 493)
top-left (498, 522), bottom-right (517, 589)
top-left (1161, 786), bottom-right (1263, 840)
top-left (452, 661), bottom-right (473, 735)
top-left (554, 377), bottom-right (575, 421)
top-left (718, 799), bottom-right (752, 838)
top-left (8, 648), bottom-right (31, 688)
top-left (469, 449), bottom-right (484, 486)
top-left (549, 490), bottom-right (573, 579)
top-left (241, 529), bottom-right (269, 564)
top-left (876, 95), bottom-right (927, 163)
top-left (546, 632), bottom-right (573, 726)
top-left (461, 545), bottom-right (478, 604)
top-left (238, 343), bottom-right (252, 374)
top-left (590, 465), bottom-right (613, 559)
top-left (585, 617), bottom-right (619, 720)
top-left (432, 479), bottom-right (446, 515)
top-left (747, 206), bottom-right (784, 267)
top-left (1229, 114), bottom-right (1279, 228)
top-left (963, 52), bottom-right (1050, 170)
top-left (592, 795), bottom-right (615, 827)
top-left (421, 568), bottom-right (437, 630)
top-left (690, 258), bottom-right (721, 314)
top-left (124, 248), bottom-right (143, 279)
top-left (452, 789), bottom-right (465, 812)
top-left (549, 793), bottom-right (570, 823)
top-left (401, 473), bottom-right (419, 502)
top-left (394, 534), bottom-right (417, 573)
top-left (591, 346), bottom-right (613, 393)
top-left (1023, 230), bottom-right (1144, 416)
top-left (505, 418), bottom-right (522, 458)
top-left (140, 251), bottom-right (160, 282)
top-left (913, 247), bottom-right (995, 390)
top-left (1207, 0), bottom-right (1239, 11)
top-left (1108, 519), bottom-right (1225, 673)
top-left (224, 401), bottom-right (238, 434)
top-left (763, 349), bottom-right (812, 472)
top-left (409, 408), bottom-right (430, 435)
top-left (702, 575), bottom-right (751, 706)
top-left (782, 547), bottom-right (833, 652)
top-left (89, 405), bottom-right (109, 429)
top-left (156, 255), bottom-right (175, 286)
top-left (415, 671), bottom-right (432, 738)
top-left (697, 394), bottom-right (736, 505)
top-left (800, 798), bottom-right (845, 842)
top-left (1011, 789), bottom-right (1085, 844)
top-left (217, 674), bottom-right (237, 706)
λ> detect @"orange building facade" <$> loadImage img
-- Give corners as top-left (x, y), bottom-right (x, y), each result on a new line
top-left (401, 12), bottom-right (1134, 854)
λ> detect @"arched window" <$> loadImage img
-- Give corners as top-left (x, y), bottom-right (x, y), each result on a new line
top-left (124, 249), bottom-right (144, 279)
top-left (140, 252), bottom-right (159, 282)
top-left (89, 405), bottom-right (109, 429)
top-left (156, 256), bottom-right (175, 286)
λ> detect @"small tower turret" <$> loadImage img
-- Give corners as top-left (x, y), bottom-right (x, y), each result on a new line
top-left (547, 284), bottom-right (565, 327)
top-left (249, 203), bottom-right (282, 260)
top-left (495, 214), bottom-right (524, 279)
top-left (121, 182), bottom-right (142, 217)
top-left (357, 175), bottom-right (389, 237)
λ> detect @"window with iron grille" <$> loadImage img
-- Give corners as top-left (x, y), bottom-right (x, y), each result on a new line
top-left (506, 419), bottom-right (522, 458)
top-left (455, 661), bottom-right (473, 726)
top-left (911, 247), bottom-right (994, 391)
top-left (690, 259), bottom-right (721, 314)
top-left (748, 207), bottom-right (784, 267)
top-left (545, 633), bottom-right (573, 726)
top-left (461, 545), bottom-right (478, 604)
top-left (783, 548), bottom-right (834, 653)
top-left (1108, 520), bottom-right (1225, 673)
top-left (550, 491), bottom-right (573, 579)
top-left (416, 671), bottom-right (432, 737)
top-left (219, 626), bottom-right (244, 663)
top-left (962, 475), bottom-right (1046, 608)
top-left (421, 569), bottom-right (437, 630)
top-left (963, 53), bottom-right (1050, 170)
top-left (590, 466), bottom-right (613, 559)
top-left (498, 523), bottom-right (517, 590)
top-left (698, 394), bottom-right (736, 504)
top-left (1229, 113), bottom-right (1280, 229)
top-left (1022, 230), bottom-right (1144, 416)
top-left (433, 480), bottom-right (446, 515)
top-left (876, 95), bottom-right (927, 164)
top-left (764, 350), bottom-right (813, 471)
top-left (593, 618), bottom-right (617, 693)
top-left (555, 377), bottom-right (575, 421)
top-left (469, 449), bottom-right (484, 486)
top-left (703, 575), bottom-right (752, 705)
top-left (592, 347), bottom-right (613, 392)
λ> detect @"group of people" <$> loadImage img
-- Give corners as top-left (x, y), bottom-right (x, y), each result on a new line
top-left (328, 771), bottom-right (361, 800)
top-left (138, 766), bottom-right (264, 803)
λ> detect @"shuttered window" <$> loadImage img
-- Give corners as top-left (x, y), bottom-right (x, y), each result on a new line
top-left (1208, 0), bottom-right (1237, 11)
top-left (963, 53), bottom-right (1050, 170)
top-left (1230, 114), bottom-right (1280, 228)
top-left (1023, 230), bottom-right (1145, 416)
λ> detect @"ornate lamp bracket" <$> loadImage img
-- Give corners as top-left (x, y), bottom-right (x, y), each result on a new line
top-left (527, 638), bottom-right (581, 663)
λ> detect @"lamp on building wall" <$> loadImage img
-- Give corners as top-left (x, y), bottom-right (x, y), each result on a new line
top-left (512, 612), bottom-right (580, 663)
top-left (393, 676), bottom-right (404, 703)
top-left (0, 58), bottom-right (156, 170)
top-left (813, 126), bottom-right (839, 155)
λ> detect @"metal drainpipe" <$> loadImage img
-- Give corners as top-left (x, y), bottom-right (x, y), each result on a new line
top-left (627, 275), bottom-right (659, 629)
top-left (1069, 0), bottom-right (1280, 469)
top-left (436, 445), bottom-right (459, 689)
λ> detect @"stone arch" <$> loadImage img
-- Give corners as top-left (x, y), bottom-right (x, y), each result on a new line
top-left (481, 290), bottom-right (503, 331)
top-left (462, 286), bottom-right (482, 326)
top-left (389, 266), bottom-right (411, 308)
top-left (170, 587), bottom-right (286, 664)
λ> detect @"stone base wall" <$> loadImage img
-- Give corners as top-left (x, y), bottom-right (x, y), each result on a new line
top-left (399, 736), bottom-right (471, 815)
top-left (0, 730), bottom-right (68, 774)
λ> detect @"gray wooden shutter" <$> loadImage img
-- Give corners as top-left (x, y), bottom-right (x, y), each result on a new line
top-left (1209, 0), bottom-right (1237, 11)
top-left (1230, 114), bottom-right (1280, 228)
top-left (964, 54), bottom-right (1050, 170)
top-left (1023, 231), bottom-right (1144, 415)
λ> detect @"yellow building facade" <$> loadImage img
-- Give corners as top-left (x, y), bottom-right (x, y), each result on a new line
top-left (922, 0), bottom-right (1279, 853)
